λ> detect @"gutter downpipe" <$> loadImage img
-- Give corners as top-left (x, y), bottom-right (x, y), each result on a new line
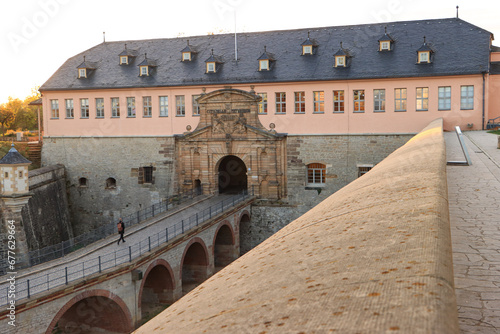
top-left (482, 72), bottom-right (486, 130)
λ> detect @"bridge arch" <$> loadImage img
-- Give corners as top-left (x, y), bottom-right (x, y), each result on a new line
top-left (239, 210), bottom-right (252, 255)
top-left (213, 221), bottom-right (236, 271)
top-left (138, 259), bottom-right (176, 320)
top-left (217, 155), bottom-right (248, 194)
top-left (45, 289), bottom-right (133, 334)
top-left (180, 237), bottom-right (210, 295)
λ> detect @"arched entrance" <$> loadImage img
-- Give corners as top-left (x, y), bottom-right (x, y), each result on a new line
top-left (218, 155), bottom-right (247, 194)
top-left (140, 262), bottom-right (175, 322)
top-left (181, 240), bottom-right (209, 295)
top-left (46, 290), bottom-right (132, 334)
top-left (214, 224), bottom-right (236, 271)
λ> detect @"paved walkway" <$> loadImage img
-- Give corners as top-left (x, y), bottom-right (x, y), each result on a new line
top-left (445, 130), bottom-right (500, 334)
top-left (0, 193), bottom-right (248, 305)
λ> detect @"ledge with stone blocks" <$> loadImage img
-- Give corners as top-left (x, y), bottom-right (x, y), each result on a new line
top-left (134, 118), bottom-right (458, 333)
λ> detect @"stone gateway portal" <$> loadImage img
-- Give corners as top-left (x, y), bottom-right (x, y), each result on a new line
top-left (218, 155), bottom-right (247, 194)
top-left (175, 88), bottom-right (287, 199)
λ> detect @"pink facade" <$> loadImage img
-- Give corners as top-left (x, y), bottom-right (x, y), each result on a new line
top-left (42, 73), bottom-right (491, 137)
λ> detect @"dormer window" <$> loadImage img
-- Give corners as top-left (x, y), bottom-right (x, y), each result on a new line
top-left (418, 51), bottom-right (430, 63)
top-left (205, 49), bottom-right (223, 73)
top-left (181, 40), bottom-right (197, 62)
top-left (378, 27), bottom-right (394, 52)
top-left (335, 56), bottom-right (345, 67)
top-left (416, 36), bottom-right (433, 64)
top-left (257, 46), bottom-right (275, 72)
top-left (78, 68), bottom-right (87, 78)
top-left (118, 44), bottom-right (137, 65)
top-left (301, 32), bottom-right (318, 55)
top-left (76, 56), bottom-right (96, 79)
top-left (140, 66), bottom-right (149, 76)
top-left (206, 62), bottom-right (215, 73)
top-left (259, 59), bottom-right (269, 71)
top-left (137, 53), bottom-right (157, 76)
top-left (333, 42), bottom-right (350, 68)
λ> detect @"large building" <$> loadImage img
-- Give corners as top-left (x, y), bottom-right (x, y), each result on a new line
top-left (39, 17), bottom-right (500, 238)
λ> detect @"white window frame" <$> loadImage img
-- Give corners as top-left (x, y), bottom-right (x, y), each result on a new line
top-left (353, 90), bottom-right (365, 113)
top-left (95, 98), bottom-right (104, 118)
top-left (461, 85), bottom-right (474, 110)
top-left (127, 97), bottom-right (136, 117)
top-left (259, 59), bottom-right (269, 71)
top-left (333, 90), bottom-right (344, 113)
top-left (335, 56), bottom-right (345, 67)
top-left (357, 164), bottom-right (374, 177)
top-left (275, 92), bottom-right (286, 114)
top-left (143, 96), bottom-right (152, 117)
top-left (416, 87), bottom-right (429, 111)
top-left (159, 96), bottom-right (168, 117)
top-left (192, 95), bottom-right (201, 116)
top-left (206, 62), bottom-right (216, 73)
top-left (78, 68), bottom-right (86, 78)
top-left (120, 56), bottom-right (128, 65)
top-left (111, 97), bottom-right (120, 117)
top-left (176, 95), bottom-right (185, 116)
top-left (50, 99), bottom-right (59, 119)
top-left (418, 51), bottom-right (430, 63)
top-left (65, 99), bottom-right (74, 118)
top-left (80, 98), bottom-right (89, 119)
top-left (394, 88), bottom-right (407, 112)
top-left (438, 86), bottom-right (451, 111)
top-left (307, 163), bottom-right (326, 187)
top-left (182, 52), bottom-right (191, 61)
top-left (294, 92), bottom-right (305, 114)
top-left (302, 45), bottom-right (312, 55)
top-left (373, 89), bottom-right (386, 112)
top-left (140, 66), bottom-right (149, 76)
top-left (380, 41), bottom-right (390, 51)
top-left (313, 91), bottom-right (324, 113)
top-left (258, 93), bottom-right (267, 114)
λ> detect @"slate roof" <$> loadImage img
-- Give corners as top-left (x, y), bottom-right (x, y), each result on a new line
top-left (0, 145), bottom-right (31, 165)
top-left (490, 62), bottom-right (500, 75)
top-left (118, 44), bottom-right (138, 57)
top-left (138, 55), bottom-right (157, 67)
top-left (39, 18), bottom-right (492, 92)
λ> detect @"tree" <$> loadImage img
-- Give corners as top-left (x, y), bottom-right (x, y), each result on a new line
top-left (0, 107), bottom-right (15, 136)
top-left (0, 87), bottom-right (42, 135)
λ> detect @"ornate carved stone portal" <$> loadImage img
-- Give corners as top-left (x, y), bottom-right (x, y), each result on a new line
top-left (175, 88), bottom-right (286, 199)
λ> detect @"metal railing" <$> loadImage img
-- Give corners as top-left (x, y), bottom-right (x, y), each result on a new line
top-left (0, 190), bottom-right (252, 307)
top-left (486, 116), bottom-right (500, 130)
top-left (0, 187), bottom-right (203, 274)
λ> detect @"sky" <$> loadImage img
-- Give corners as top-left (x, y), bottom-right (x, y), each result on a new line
top-left (0, 0), bottom-right (499, 105)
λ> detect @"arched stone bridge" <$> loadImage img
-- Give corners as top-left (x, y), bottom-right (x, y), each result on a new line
top-left (0, 196), bottom-right (253, 334)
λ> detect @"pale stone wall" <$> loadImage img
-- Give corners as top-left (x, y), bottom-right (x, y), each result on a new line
top-left (42, 134), bottom-right (410, 239)
top-left (42, 137), bottom-right (176, 235)
top-left (41, 134), bottom-right (410, 239)
top-left (21, 165), bottom-right (73, 251)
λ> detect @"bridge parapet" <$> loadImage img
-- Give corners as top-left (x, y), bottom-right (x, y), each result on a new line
top-left (135, 118), bottom-right (459, 333)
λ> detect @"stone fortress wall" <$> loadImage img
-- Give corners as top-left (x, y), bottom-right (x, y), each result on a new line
top-left (41, 133), bottom-right (412, 249)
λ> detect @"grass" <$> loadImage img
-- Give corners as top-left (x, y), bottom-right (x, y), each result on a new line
top-left (487, 130), bottom-right (500, 135)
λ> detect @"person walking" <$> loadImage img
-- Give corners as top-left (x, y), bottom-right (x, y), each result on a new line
top-left (117, 218), bottom-right (126, 245)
